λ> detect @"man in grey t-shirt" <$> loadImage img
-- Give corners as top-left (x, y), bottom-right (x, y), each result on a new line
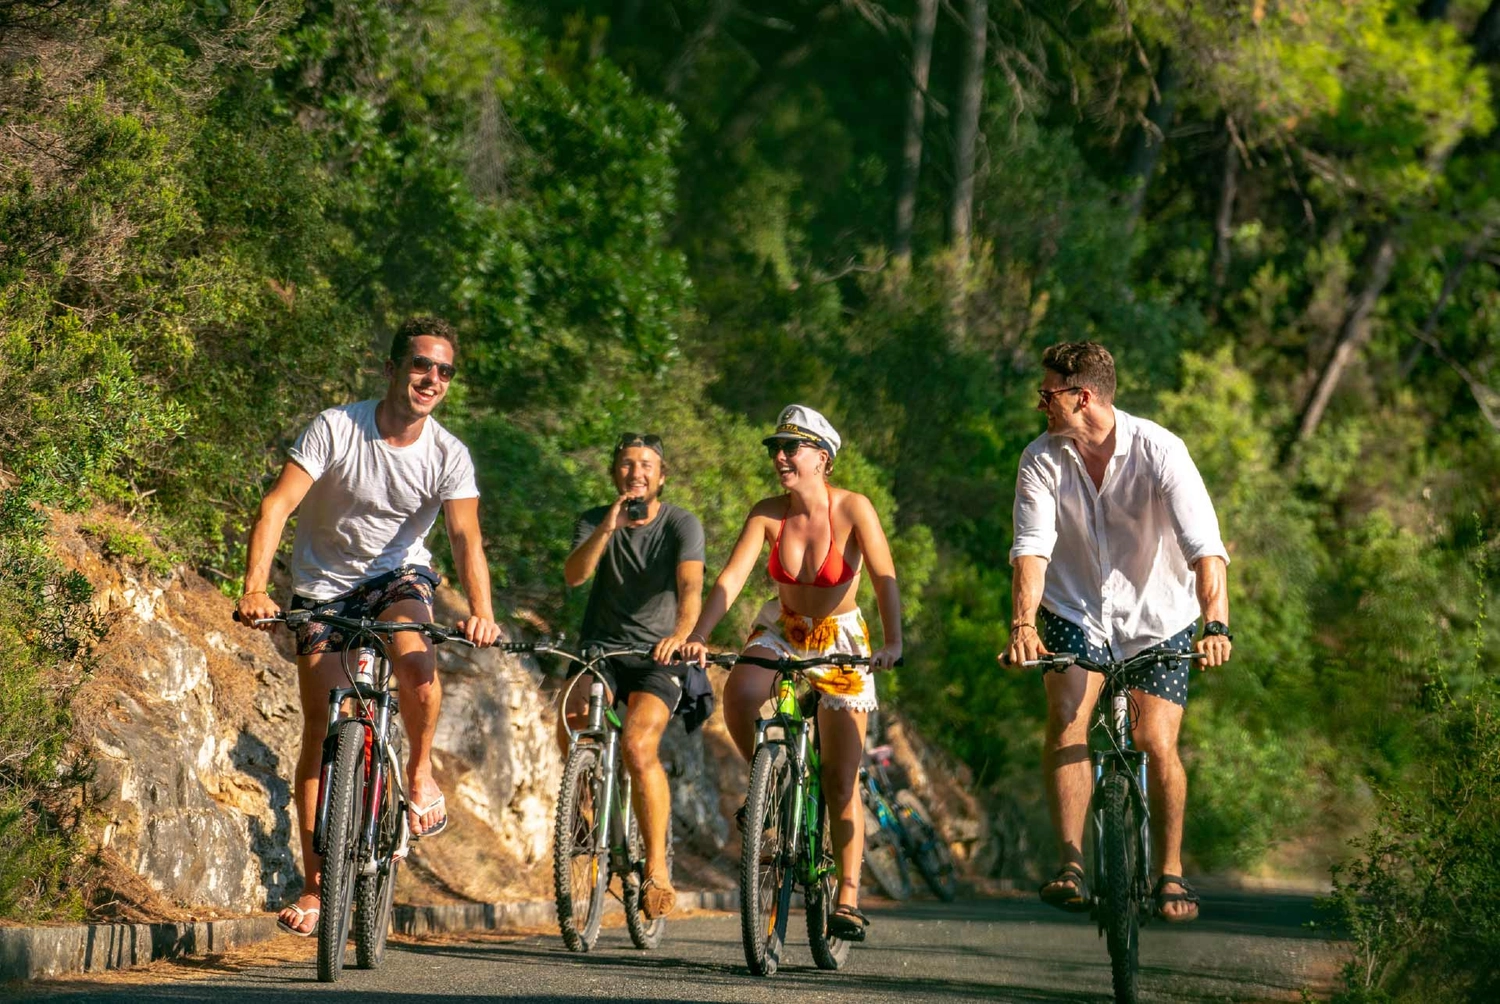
top-left (563, 433), bottom-right (705, 920)
top-left (236, 317), bottom-right (500, 938)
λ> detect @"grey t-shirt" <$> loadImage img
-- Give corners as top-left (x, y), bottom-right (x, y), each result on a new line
top-left (573, 502), bottom-right (706, 647)
top-left (288, 400), bottom-right (479, 601)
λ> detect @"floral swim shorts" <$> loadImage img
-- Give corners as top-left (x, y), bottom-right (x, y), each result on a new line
top-left (745, 599), bottom-right (877, 713)
top-left (288, 565), bottom-right (440, 656)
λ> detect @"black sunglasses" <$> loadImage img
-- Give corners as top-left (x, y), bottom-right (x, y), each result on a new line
top-left (766, 441), bottom-right (812, 459)
top-left (1037, 385), bottom-right (1082, 406)
top-left (410, 354), bottom-right (457, 381)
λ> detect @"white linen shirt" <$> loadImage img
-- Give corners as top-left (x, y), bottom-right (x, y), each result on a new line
top-left (1009, 408), bottom-right (1228, 659)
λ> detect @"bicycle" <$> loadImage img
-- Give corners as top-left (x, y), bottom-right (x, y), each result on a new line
top-left (1016, 648), bottom-right (1205, 1004)
top-left (236, 609), bottom-right (523, 982)
top-left (726, 651), bottom-right (901, 977)
top-left (863, 744), bottom-right (957, 901)
top-left (857, 756), bottom-right (912, 901)
top-left (543, 641), bottom-right (679, 953)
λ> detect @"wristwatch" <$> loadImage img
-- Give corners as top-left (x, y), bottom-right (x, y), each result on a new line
top-left (1202, 620), bottom-right (1233, 641)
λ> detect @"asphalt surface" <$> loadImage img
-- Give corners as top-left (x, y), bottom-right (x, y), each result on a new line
top-left (26, 891), bottom-right (1343, 1003)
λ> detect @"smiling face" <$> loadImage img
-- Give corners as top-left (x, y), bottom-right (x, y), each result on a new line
top-left (613, 446), bottom-right (664, 502)
top-left (768, 439), bottom-right (828, 487)
top-left (385, 334), bottom-right (455, 421)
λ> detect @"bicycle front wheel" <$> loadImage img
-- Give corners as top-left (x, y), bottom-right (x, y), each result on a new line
top-left (354, 747), bottom-right (401, 969)
top-left (740, 743), bottom-right (794, 976)
top-left (806, 796), bottom-right (852, 971)
top-left (554, 744), bottom-right (609, 952)
top-left (1099, 771), bottom-right (1140, 1004)
top-left (317, 719), bottom-right (367, 983)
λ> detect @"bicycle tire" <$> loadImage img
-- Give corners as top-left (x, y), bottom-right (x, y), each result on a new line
top-left (740, 743), bottom-right (794, 976)
top-left (806, 796), bottom-right (852, 970)
top-left (554, 744), bottom-right (610, 952)
top-left (354, 746), bottom-right (401, 969)
top-left (861, 802), bottom-right (912, 901)
top-left (895, 790), bottom-right (958, 902)
top-left (1100, 771), bottom-right (1140, 1004)
top-left (623, 797), bottom-right (674, 950)
top-left (317, 719), bottom-right (366, 983)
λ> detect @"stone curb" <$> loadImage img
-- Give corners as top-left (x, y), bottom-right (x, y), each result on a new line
top-left (0, 890), bottom-right (738, 983)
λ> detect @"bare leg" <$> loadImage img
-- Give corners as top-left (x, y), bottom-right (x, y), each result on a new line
top-left (621, 691), bottom-right (674, 890)
top-left (1130, 689), bottom-right (1195, 920)
top-left (285, 650), bottom-right (346, 932)
top-left (817, 704), bottom-right (867, 911)
top-left (721, 648), bottom-right (781, 761)
top-left (1042, 665), bottom-right (1103, 895)
top-left (380, 598), bottom-right (444, 835)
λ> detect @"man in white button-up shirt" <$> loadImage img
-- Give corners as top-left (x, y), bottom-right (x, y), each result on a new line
top-left (1001, 342), bottom-right (1233, 924)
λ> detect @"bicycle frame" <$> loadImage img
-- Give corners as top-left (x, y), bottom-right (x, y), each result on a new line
top-left (565, 668), bottom-right (633, 860)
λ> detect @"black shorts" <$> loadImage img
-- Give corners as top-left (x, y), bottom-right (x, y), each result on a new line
top-left (289, 565), bottom-right (440, 656)
top-left (576, 654), bottom-right (686, 712)
top-left (1037, 607), bottom-right (1195, 707)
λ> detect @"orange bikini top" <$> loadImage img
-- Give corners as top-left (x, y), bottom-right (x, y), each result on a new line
top-left (767, 492), bottom-right (856, 588)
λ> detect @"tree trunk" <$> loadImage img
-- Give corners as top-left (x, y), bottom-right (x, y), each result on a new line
top-left (718, 3), bottom-right (841, 148)
top-left (949, 0), bottom-right (988, 267)
top-left (664, 0), bottom-right (736, 98)
top-left (1211, 124), bottom-right (1239, 293)
top-left (892, 0), bottom-right (938, 271)
top-left (1123, 50), bottom-right (1180, 233)
top-left (1287, 0), bottom-right (1500, 451)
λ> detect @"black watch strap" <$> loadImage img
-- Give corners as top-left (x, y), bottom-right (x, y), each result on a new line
top-left (1202, 620), bottom-right (1233, 641)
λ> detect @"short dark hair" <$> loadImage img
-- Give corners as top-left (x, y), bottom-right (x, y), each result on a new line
top-left (389, 316), bottom-right (458, 364)
top-left (1041, 341), bottom-right (1116, 402)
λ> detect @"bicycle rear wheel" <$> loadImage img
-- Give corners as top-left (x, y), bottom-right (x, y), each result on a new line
top-left (806, 797), bottom-right (852, 970)
top-left (1099, 771), bottom-right (1140, 1004)
top-left (354, 746), bottom-right (401, 969)
top-left (895, 790), bottom-right (958, 902)
top-left (740, 743), bottom-right (794, 976)
top-left (554, 744), bottom-right (610, 952)
top-left (861, 801), bottom-right (912, 900)
top-left (623, 798), bottom-right (674, 950)
top-left (317, 719), bottom-right (366, 983)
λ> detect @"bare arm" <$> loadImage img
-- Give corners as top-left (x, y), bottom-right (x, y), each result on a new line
top-left (1001, 554), bottom-right (1051, 667)
top-left (443, 496), bottom-right (500, 647)
top-left (680, 512), bottom-right (771, 661)
top-left (850, 494), bottom-right (903, 670)
top-left (236, 461), bottom-right (315, 629)
top-left (652, 559), bottom-right (705, 664)
top-left (564, 495), bottom-right (632, 587)
top-left (1192, 555), bottom-right (1231, 668)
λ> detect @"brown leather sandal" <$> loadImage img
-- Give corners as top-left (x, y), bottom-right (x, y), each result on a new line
top-left (641, 876), bottom-right (676, 919)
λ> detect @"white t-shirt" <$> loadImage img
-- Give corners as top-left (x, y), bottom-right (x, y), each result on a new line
top-left (1009, 408), bottom-right (1228, 658)
top-left (287, 400), bottom-right (479, 601)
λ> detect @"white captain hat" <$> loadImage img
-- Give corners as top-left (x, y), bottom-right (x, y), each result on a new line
top-left (762, 404), bottom-right (841, 458)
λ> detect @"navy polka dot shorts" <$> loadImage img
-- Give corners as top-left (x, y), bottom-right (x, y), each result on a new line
top-left (1037, 607), bottom-right (1196, 707)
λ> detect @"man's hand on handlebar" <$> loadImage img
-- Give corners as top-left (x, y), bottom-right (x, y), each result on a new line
top-left (1193, 633), bottom-right (1231, 669)
top-left (456, 615), bottom-right (501, 648)
top-left (236, 591), bottom-right (281, 631)
top-left (1000, 622), bottom-right (1050, 670)
top-left (652, 633), bottom-right (692, 665)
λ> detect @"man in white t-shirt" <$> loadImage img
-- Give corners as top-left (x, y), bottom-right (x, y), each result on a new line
top-left (236, 316), bottom-right (500, 937)
top-left (1001, 341), bottom-right (1233, 925)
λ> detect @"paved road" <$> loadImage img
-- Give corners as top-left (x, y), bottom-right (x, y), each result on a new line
top-left (30, 891), bottom-right (1342, 1003)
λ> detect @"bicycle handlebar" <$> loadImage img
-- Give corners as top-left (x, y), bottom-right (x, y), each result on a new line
top-left (1000, 649), bottom-right (1206, 672)
top-left (232, 609), bottom-right (495, 649)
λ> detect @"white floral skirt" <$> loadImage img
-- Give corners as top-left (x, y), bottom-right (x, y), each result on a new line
top-left (745, 599), bottom-right (877, 712)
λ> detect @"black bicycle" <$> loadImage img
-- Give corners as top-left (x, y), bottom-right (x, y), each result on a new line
top-left (543, 642), bottom-right (677, 953)
top-left (1018, 648), bottom-right (1204, 1004)
top-left (863, 744), bottom-right (957, 901)
top-left (237, 609), bottom-right (524, 982)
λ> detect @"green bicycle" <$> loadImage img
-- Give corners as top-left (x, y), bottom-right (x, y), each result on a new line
top-left (731, 651), bottom-right (896, 977)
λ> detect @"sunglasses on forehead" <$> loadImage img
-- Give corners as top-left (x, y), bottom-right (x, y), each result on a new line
top-left (410, 354), bottom-right (456, 381)
top-left (615, 433), bottom-right (663, 455)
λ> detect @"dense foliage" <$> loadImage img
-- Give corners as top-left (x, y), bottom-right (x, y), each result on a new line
top-left (3, 4), bottom-right (1499, 995)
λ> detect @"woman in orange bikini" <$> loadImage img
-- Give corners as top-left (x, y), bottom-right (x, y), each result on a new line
top-left (681, 404), bottom-right (903, 942)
